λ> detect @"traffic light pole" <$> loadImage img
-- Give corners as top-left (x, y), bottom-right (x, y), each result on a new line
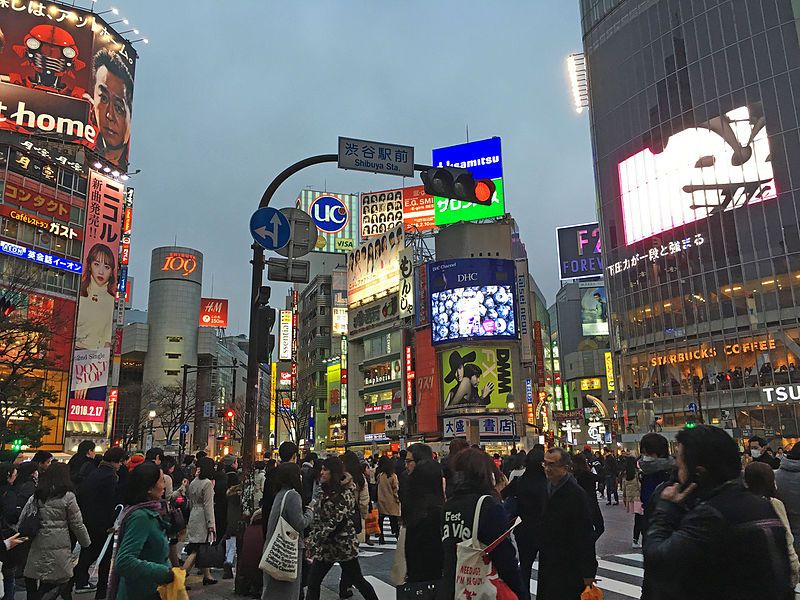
top-left (244, 155), bottom-right (433, 473)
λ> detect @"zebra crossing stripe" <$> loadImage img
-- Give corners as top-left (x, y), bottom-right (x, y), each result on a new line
top-left (597, 558), bottom-right (644, 578)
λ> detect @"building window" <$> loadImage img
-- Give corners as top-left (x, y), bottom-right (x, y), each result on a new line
top-left (166, 353), bottom-right (181, 359)
top-left (164, 370), bottom-right (179, 376)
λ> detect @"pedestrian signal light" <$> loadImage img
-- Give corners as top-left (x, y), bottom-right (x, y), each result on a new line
top-left (225, 409), bottom-right (234, 419)
top-left (10, 439), bottom-right (22, 451)
top-left (0, 297), bottom-right (14, 318)
top-left (420, 167), bottom-right (495, 206)
top-left (685, 422), bottom-right (697, 429)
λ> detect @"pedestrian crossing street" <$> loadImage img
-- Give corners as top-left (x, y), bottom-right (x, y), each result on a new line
top-left (358, 521), bottom-right (398, 557)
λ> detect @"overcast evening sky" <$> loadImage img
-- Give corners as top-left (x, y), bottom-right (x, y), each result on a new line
top-left (116, 1), bottom-right (595, 334)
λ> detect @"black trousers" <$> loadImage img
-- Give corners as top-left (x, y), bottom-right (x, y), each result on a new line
top-left (519, 546), bottom-right (539, 600)
top-left (25, 578), bottom-right (72, 600)
top-left (633, 512), bottom-right (644, 541)
top-left (306, 558), bottom-right (378, 600)
top-left (378, 514), bottom-right (399, 539)
top-left (73, 529), bottom-right (112, 597)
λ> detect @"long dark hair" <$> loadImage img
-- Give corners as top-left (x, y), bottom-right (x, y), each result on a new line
top-left (35, 462), bottom-right (73, 501)
top-left (271, 462), bottom-right (303, 498)
top-left (196, 457), bottom-right (215, 480)
top-left (625, 455), bottom-right (638, 481)
top-left (451, 448), bottom-right (495, 496)
top-left (343, 451), bottom-right (365, 490)
top-left (15, 461), bottom-right (37, 486)
top-left (376, 455), bottom-right (395, 478)
top-left (321, 456), bottom-right (345, 495)
top-left (404, 455), bottom-right (444, 528)
top-left (125, 462), bottom-right (163, 505)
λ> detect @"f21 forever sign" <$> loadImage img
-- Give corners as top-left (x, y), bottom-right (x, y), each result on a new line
top-left (557, 223), bottom-right (602, 280)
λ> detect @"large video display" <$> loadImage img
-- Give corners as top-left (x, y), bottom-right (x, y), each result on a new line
top-left (619, 105), bottom-right (776, 245)
top-left (428, 258), bottom-right (517, 345)
top-left (0, 3), bottom-right (137, 170)
top-left (580, 285), bottom-right (608, 337)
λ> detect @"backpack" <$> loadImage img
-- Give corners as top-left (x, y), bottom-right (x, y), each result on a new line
top-left (17, 497), bottom-right (41, 539)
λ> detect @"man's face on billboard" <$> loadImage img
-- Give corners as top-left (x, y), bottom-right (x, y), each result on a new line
top-left (94, 65), bottom-right (131, 150)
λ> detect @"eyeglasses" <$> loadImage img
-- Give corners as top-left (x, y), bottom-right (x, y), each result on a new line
top-left (405, 459), bottom-right (415, 464)
top-left (542, 461), bottom-right (564, 469)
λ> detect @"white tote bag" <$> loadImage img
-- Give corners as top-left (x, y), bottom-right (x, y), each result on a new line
top-left (259, 491), bottom-right (300, 581)
top-left (454, 495), bottom-right (520, 600)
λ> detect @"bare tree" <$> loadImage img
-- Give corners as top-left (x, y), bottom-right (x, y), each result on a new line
top-left (142, 382), bottom-right (197, 446)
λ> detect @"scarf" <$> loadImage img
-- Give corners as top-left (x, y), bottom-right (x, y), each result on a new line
top-left (106, 500), bottom-right (167, 600)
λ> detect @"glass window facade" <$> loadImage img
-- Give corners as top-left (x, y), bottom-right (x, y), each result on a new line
top-left (584, 0), bottom-right (800, 441)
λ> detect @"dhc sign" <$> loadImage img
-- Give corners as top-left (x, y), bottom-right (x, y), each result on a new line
top-left (309, 195), bottom-right (349, 234)
top-left (762, 385), bottom-right (800, 403)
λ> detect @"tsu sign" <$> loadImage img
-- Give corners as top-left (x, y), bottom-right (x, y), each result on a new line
top-left (556, 222), bottom-right (603, 280)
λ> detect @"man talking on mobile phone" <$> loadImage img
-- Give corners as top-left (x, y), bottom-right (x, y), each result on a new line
top-left (643, 425), bottom-right (794, 599)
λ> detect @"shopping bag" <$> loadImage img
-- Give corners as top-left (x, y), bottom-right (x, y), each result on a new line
top-left (396, 580), bottom-right (438, 600)
top-left (157, 567), bottom-right (190, 600)
top-left (365, 507), bottom-right (380, 536)
top-left (389, 526), bottom-right (407, 585)
top-left (259, 492), bottom-right (300, 581)
top-left (454, 495), bottom-right (520, 600)
top-left (581, 584), bottom-right (603, 600)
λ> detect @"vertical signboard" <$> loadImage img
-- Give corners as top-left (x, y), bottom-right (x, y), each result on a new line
top-left (415, 262), bottom-right (429, 327)
top-left (279, 310), bottom-right (292, 360)
top-left (533, 321), bottom-right (545, 387)
top-left (340, 336), bottom-right (348, 417)
top-left (605, 351), bottom-right (615, 392)
top-left (516, 259), bottom-right (532, 364)
top-left (398, 246), bottom-right (414, 318)
top-left (404, 343), bottom-right (415, 407)
top-left (270, 362), bottom-right (277, 446)
top-left (68, 171), bottom-right (124, 431)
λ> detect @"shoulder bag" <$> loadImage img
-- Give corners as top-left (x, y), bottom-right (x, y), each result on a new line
top-left (17, 497), bottom-right (41, 539)
top-left (259, 491), bottom-right (300, 581)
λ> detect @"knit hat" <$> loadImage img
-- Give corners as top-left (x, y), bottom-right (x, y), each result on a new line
top-left (128, 454), bottom-right (145, 468)
top-left (223, 454), bottom-right (237, 467)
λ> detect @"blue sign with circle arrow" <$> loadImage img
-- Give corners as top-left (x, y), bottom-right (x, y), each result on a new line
top-left (250, 207), bottom-right (291, 250)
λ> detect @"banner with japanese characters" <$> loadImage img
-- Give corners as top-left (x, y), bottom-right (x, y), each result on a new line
top-left (442, 415), bottom-right (516, 438)
top-left (0, 2), bottom-right (137, 169)
top-left (68, 171), bottom-right (124, 431)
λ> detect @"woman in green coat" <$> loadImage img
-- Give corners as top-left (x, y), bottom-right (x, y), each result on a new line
top-left (108, 462), bottom-right (175, 600)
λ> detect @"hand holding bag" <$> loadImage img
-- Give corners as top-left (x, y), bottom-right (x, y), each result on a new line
top-left (259, 492), bottom-right (300, 581)
top-left (581, 584), bottom-right (603, 600)
top-left (196, 533), bottom-right (226, 569)
top-left (17, 497), bottom-right (41, 539)
top-left (365, 507), bottom-right (380, 536)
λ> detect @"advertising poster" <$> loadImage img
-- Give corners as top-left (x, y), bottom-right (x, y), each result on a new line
top-left (332, 307), bottom-right (348, 336)
top-left (581, 286), bottom-right (609, 336)
top-left (199, 298), bottom-right (229, 327)
top-left (360, 188), bottom-right (403, 238)
top-left (432, 137), bottom-right (505, 226)
top-left (296, 190), bottom-right (358, 253)
top-left (346, 224), bottom-right (403, 307)
top-left (619, 104), bottom-right (776, 245)
top-left (327, 364), bottom-right (341, 416)
top-left (441, 346), bottom-right (514, 410)
top-left (68, 171), bottom-right (124, 430)
top-left (398, 246), bottom-right (414, 318)
top-left (556, 223), bottom-right (603, 280)
top-left (402, 186), bottom-right (436, 232)
top-left (428, 258), bottom-right (517, 345)
top-left (279, 310), bottom-right (292, 360)
top-left (0, 3), bottom-right (137, 169)
top-left (414, 329), bottom-right (440, 434)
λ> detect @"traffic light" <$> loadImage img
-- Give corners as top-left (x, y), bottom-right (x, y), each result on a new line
top-left (256, 304), bottom-right (276, 363)
top-left (225, 409), bottom-right (234, 420)
top-left (0, 296), bottom-right (14, 319)
top-left (420, 167), bottom-right (496, 206)
top-left (10, 439), bottom-right (22, 451)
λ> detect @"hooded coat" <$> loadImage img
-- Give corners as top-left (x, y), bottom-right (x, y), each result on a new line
top-left (306, 473), bottom-right (359, 564)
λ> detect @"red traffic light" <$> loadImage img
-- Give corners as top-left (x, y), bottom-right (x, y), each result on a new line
top-left (474, 179), bottom-right (496, 205)
top-left (225, 409), bottom-right (234, 419)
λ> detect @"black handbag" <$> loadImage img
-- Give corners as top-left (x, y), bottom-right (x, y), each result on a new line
top-left (397, 581), bottom-right (439, 600)
top-left (17, 499), bottom-right (41, 539)
top-left (195, 535), bottom-right (226, 569)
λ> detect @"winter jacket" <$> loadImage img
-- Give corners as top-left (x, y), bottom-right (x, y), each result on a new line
top-left (502, 467), bottom-right (547, 552)
top-left (439, 490), bottom-right (522, 600)
top-left (603, 455), bottom-right (618, 478)
top-left (537, 475), bottom-right (598, 600)
top-left (639, 456), bottom-right (674, 511)
top-left (263, 488), bottom-right (314, 600)
top-left (306, 473), bottom-right (359, 563)
top-left (377, 472), bottom-right (401, 516)
top-left (113, 507), bottom-right (172, 600)
top-left (78, 462), bottom-right (120, 534)
top-left (185, 477), bottom-right (216, 544)
top-left (643, 480), bottom-right (794, 600)
top-left (776, 456), bottom-right (800, 553)
top-left (23, 491), bottom-right (91, 582)
top-left (574, 470), bottom-right (604, 541)
top-left (403, 459), bottom-right (444, 583)
top-left (622, 476), bottom-right (641, 507)
top-left (770, 497), bottom-right (800, 586)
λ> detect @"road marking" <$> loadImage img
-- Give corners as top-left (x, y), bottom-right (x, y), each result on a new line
top-left (597, 559), bottom-right (644, 578)
top-left (359, 543), bottom-right (396, 550)
top-left (365, 575), bottom-right (396, 600)
top-left (358, 551), bottom-right (382, 558)
top-left (616, 553), bottom-right (644, 562)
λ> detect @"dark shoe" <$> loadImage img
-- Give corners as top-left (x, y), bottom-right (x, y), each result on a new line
top-left (379, 537), bottom-right (385, 545)
top-left (606, 501), bottom-right (611, 505)
top-left (203, 578), bottom-right (218, 586)
top-left (340, 589), bottom-right (354, 599)
top-left (223, 563), bottom-right (234, 579)
top-left (75, 583), bottom-right (97, 594)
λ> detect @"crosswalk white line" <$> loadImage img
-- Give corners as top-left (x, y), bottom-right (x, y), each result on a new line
top-left (616, 553), bottom-right (644, 561)
top-left (358, 551), bottom-right (382, 558)
top-left (597, 558), bottom-right (644, 578)
top-left (365, 575), bottom-right (396, 600)
top-left (529, 554), bottom-right (643, 599)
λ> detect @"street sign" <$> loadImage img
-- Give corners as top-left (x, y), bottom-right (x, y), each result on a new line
top-left (179, 423), bottom-right (190, 434)
top-left (203, 401), bottom-right (214, 418)
top-left (250, 207), bottom-right (291, 250)
top-left (338, 136), bottom-right (414, 177)
top-left (687, 402), bottom-right (698, 413)
top-left (268, 257), bottom-right (310, 283)
top-left (275, 208), bottom-right (314, 258)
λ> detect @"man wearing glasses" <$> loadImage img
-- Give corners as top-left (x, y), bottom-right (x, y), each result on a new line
top-left (536, 448), bottom-right (598, 599)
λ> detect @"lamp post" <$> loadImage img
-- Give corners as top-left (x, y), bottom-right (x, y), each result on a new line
top-left (145, 404), bottom-right (156, 451)
top-left (398, 417), bottom-right (406, 451)
top-left (508, 400), bottom-right (517, 451)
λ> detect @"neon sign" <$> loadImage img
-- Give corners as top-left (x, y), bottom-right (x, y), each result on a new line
top-left (161, 253), bottom-right (198, 277)
top-left (0, 240), bottom-right (81, 273)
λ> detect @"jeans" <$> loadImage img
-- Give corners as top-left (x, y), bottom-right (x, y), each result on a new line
top-left (605, 476), bottom-right (619, 503)
top-left (518, 546), bottom-right (539, 600)
top-left (306, 558), bottom-right (378, 600)
top-left (74, 529), bottom-right (112, 597)
top-left (225, 537), bottom-right (236, 564)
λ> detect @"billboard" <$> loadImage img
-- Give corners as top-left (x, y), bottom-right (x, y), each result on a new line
top-left (199, 298), bottom-right (229, 328)
top-left (580, 286), bottom-right (609, 336)
top-left (296, 190), bottom-right (359, 253)
top-left (68, 171), bottom-right (124, 429)
top-left (346, 224), bottom-right (403, 307)
top-left (360, 186), bottom-right (437, 238)
top-left (279, 310), bottom-right (292, 360)
top-left (441, 346), bottom-right (514, 410)
top-left (332, 307), bottom-right (348, 336)
top-left (619, 105), bottom-right (776, 245)
top-left (0, 4), bottom-right (137, 170)
top-left (557, 223), bottom-right (602, 280)
top-left (428, 258), bottom-right (517, 345)
top-left (327, 363), bottom-right (341, 416)
top-left (432, 137), bottom-right (505, 226)
top-left (414, 328), bottom-right (440, 434)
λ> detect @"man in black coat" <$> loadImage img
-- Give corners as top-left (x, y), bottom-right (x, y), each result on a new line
top-left (749, 435), bottom-right (780, 469)
top-left (537, 448), bottom-right (598, 600)
top-left (643, 425), bottom-right (794, 600)
top-left (74, 447), bottom-right (125, 597)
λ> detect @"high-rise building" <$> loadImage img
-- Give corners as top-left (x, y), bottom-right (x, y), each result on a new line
top-left (583, 0), bottom-right (800, 443)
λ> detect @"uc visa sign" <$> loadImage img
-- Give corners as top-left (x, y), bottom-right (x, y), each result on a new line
top-left (310, 195), bottom-right (350, 234)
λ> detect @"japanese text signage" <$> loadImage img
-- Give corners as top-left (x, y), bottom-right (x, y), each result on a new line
top-left (0, 2), bottom-right (138, 170)
top-left (604, 351), bottom-right (615, 392)
top-left (3, 179), bottom-right (71, 221)
top-left (556, 223), bottom-right (602, 280)
top-left (432, 137), bottom-right (505, 226)
top-left (199, 298), bottom-right (229, 328)
top-left (0, 239), bottom-right (81, 272)
top-left (338, 136), bottom-right (414, 177)
top-left (0, 204), bottom-right (80, 239)
top-left (405, 344), bottom-right (415, 407)
top-left (360, 186), bottom-right (437, 238)
top-left (443, 416), bottom-right (515, 438)
top-left (398, 246), bottom-right (414, 319)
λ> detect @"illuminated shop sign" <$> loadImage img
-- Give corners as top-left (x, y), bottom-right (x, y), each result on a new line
top-left (650, 338), bottom-right (776, 366)
top-left (363, 360), bottom-right (402, 386)
top-left (607, 233), bottom-right (705, 277)
top-left (364, 433), bottom-right (389, 442)
top-left (0, 205), bottom-right (79, 239)
top-left (604, 352), bottom-right (615, 392)
top-left (557, 223), bottom-right (602, 280)
top-left (161, 253), bottom-right (198, 277)
top-left (443, 416), bottom-right (515, 438)
top-left (619, 105), bottom-right (776, 245)
top-left (3, 179), bottom-right (71, 221)
top-left (364, 403), bottom-right (393, 414)
top-left (580, 378), bottom-right (602, 391)
top-left (0, 239), bottom-right (81, 272)
top-left (763, 385), bottom-right (800, 403)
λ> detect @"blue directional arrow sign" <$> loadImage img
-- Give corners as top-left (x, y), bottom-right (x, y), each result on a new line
top-left (179, 423), bottom-right (190, 434)
top-left (687, 402), bottom-right (698, 413)
top-left (250, 207), bottom-right (291, 250)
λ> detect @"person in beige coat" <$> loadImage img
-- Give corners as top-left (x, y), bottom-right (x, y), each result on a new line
top-left (23, 462), bottom-right (91, 598)
top-left (376, 455), bottom-right (400, 544)
top-left (183, 457), bottom-right (218, 585)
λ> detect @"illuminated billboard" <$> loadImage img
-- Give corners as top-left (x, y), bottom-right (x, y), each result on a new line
top-left (619, 105), bottom-right (776, 245)
top-left (279, 310), bottom-right (292, 360)
top-left (556, 223), bottom-right (602, 280)
top-left (580, 285), bottom-right (608, 337)
top-left (346, 224), bottom-right (403, 307)
top-left (428, 258), bottom-right (517, 345)
top-left (432, 137), bottom-right (505, 226)
top-left (441, 346), bottom-right (514, 410)
top-left (296, 190), bottom-right (358, 253)
top-left (360, 186), bottom-right (437, 238)
top-left (199, 298), bottom-right (229, 328)
top-left (0, 3), bottom-right (137, 170)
